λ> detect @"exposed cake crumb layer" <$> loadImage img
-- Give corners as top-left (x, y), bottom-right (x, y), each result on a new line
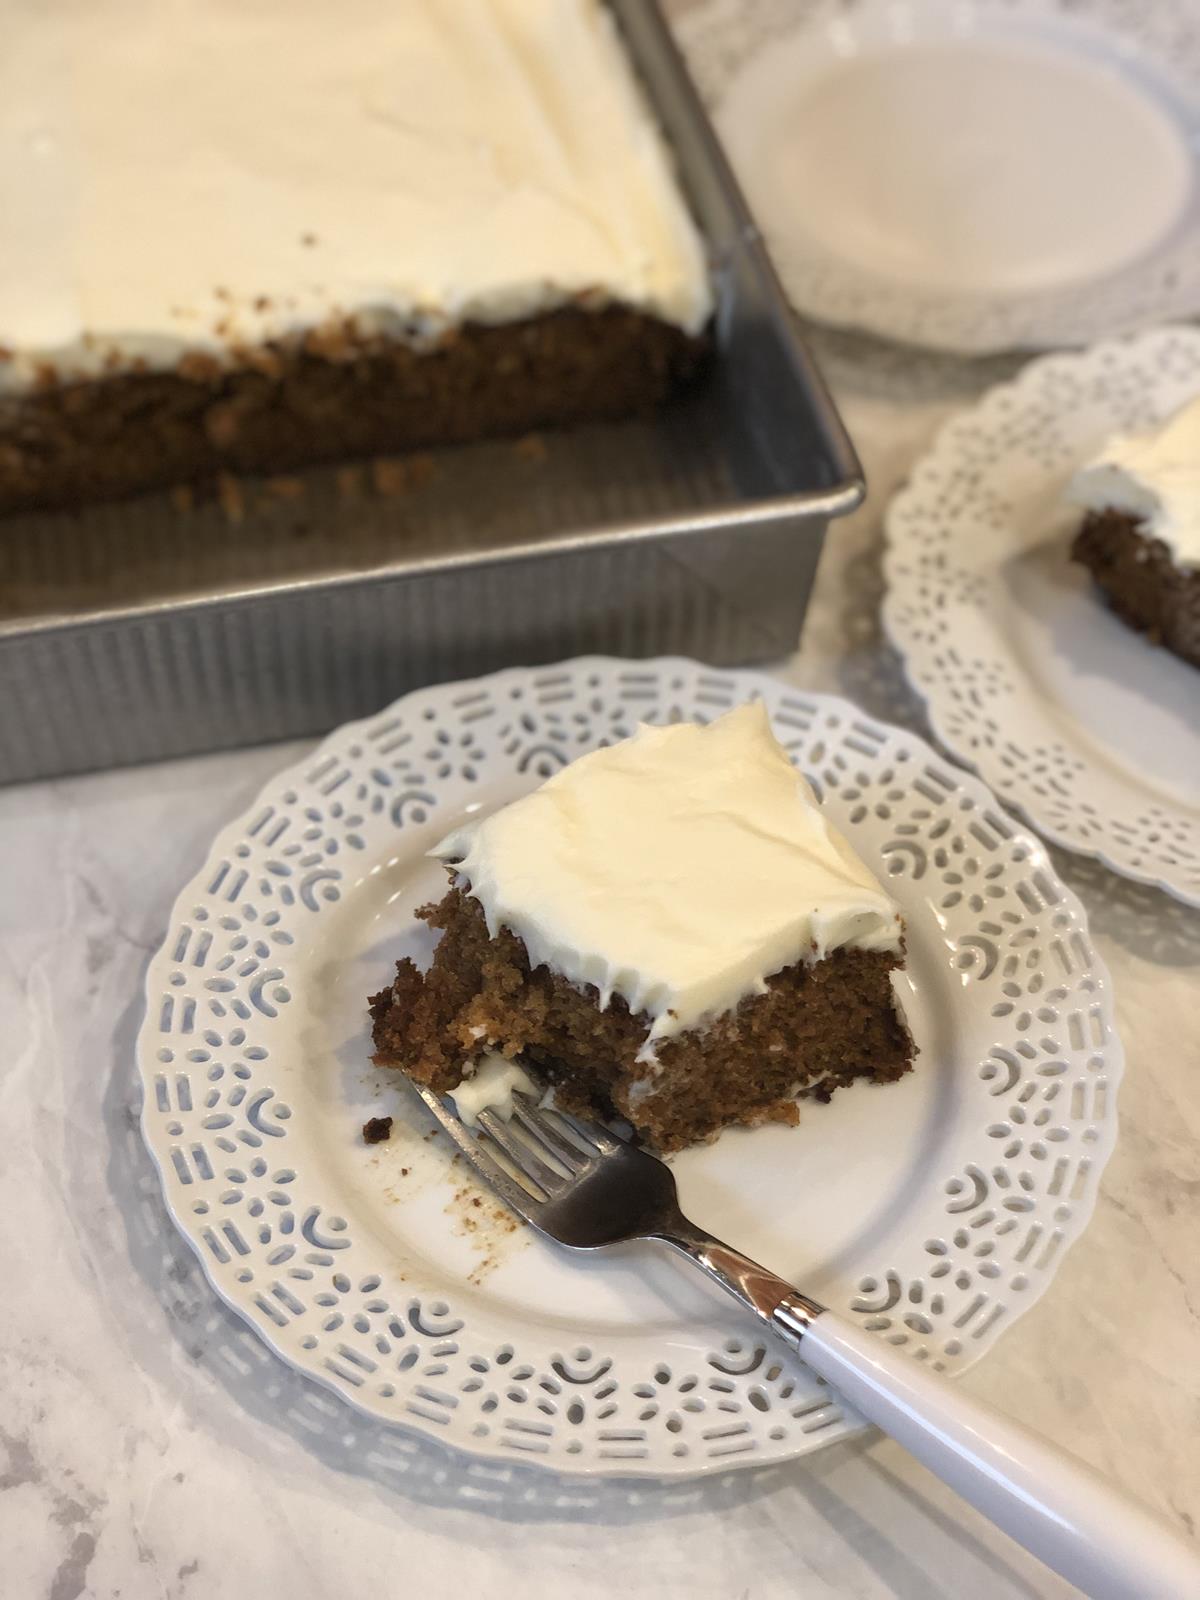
top-left (1072, 509), bottom-right (1200, 670)
top-left (369, 888), bottom-right (913, 1154)
top-left (0, 308), bottom-right (703, 515)
top-left (1067, 395), bottom-right (1200, 571)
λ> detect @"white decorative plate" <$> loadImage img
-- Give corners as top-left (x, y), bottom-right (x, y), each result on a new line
top-left (678, 0), bottom-right (1200, 353)
top-left (138, 658), bottom-right (1121, 1477)
top-left (884, 326), bottom-right (1200, 907)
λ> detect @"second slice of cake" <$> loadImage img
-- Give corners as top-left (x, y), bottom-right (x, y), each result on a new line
top-left (370, 702), bottom-right (914, 1152)
top-left (1067, 395), bottom-right (1200, 670)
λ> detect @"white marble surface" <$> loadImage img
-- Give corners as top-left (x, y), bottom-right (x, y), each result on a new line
top-left (3, 311), bottom-right (1200, 1600)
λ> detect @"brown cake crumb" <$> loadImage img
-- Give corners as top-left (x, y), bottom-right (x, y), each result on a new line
top-left (1073, 509), bottom-right (1200, 669)
top-left (371, 458), bottom-right (410, 496)
top-left (514, 432), bottom-right (548, 463)
top-left (177, 351), bottom-right (223, 384)
top-left (203, 400), bottom-right (244, 449)
top-left (336, 463), bottom-right (365, 499)
top-left (216, 471), bottom-right (245, 524)
top-left (362, 1115), bottom-right (393, 1145)
top-left (405, 453), bottom-right (435, 490)
top-left (369, 882), bottom-right (913, 1154)
top-left (0, 307), bottom-right (706, 516)
top-left (264, 474), bottom-right (305, 501)
top-left (369, 453), bottom-right (436, 497)
top-left (303, 318), bottom-right (357, 362)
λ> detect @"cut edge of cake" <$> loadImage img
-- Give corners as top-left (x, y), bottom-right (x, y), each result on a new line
top-left (1067, 397), bottom-right (1200, 671)
top-left (369, 705), bottom-right (916, 1153)
top-left (0, 307), bottom-right (707, 516)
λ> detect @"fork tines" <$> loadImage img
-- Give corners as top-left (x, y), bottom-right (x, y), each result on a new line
top-left (414, 1084), bottom-right (616, 1215)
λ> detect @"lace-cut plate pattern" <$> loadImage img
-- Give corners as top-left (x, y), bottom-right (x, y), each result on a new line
top-left (885, 326), bottom-right (1200, 907)
top-left (138, 658), bottom-right (1122, 1477)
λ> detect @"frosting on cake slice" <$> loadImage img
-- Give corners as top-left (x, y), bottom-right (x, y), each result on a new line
top-left (1067, 395), bottom-right (1200, 570)
top-left (432, 702), bottom-right (904, 1056)
top-left (0, 0), bottom-right (711, 392)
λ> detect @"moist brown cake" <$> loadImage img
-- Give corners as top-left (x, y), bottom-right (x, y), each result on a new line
top-left (370, 885), bottom-right (913, 1154)
top-left (3, 0), bottom-right (714, 518)
top-left (0, 308), bottom-right (706, 516)
top-left (1072, 508), bottom-right (1200, 670)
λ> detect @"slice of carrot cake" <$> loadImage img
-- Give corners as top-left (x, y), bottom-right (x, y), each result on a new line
top-left (1068, 395), bottom-right (1200, 670)
top-left (369, 703), bottom-right (914, 1152)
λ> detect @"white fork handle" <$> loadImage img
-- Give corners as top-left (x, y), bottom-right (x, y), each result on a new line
top-left (779, 1305), bottom-right (1200, 1600)
top-left (660, 1229), bottom-right (1200, 1596)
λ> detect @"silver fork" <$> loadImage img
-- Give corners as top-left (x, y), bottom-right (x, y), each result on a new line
top-left (415, 1084), bottom-right (1199, 1600)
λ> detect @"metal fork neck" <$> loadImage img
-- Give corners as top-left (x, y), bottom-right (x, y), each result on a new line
top-left (654, 1217), bottom-right (825, 1336)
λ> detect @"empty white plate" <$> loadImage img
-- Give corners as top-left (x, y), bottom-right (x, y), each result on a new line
top-left (680, 0), bottom-right (1200, 352)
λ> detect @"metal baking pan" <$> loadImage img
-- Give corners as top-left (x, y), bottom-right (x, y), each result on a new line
top-left (0, 0), bottom-right (862, 787)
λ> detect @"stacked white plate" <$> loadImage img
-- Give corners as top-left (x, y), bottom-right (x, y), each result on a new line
top-left (680, 0), bottom-right (1200, 352)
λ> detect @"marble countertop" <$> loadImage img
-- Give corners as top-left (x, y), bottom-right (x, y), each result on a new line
top-left (3, 329), bottom-right (1199, 1599)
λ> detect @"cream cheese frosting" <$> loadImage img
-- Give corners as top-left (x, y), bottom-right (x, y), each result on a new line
top-left (1067, 395), bottom-right (1200, 570)
top-left (432, 703), bottom-right (904, 1057)
top-left (448, 1052), bottom-right (538, 1127)
top-left (0, 0), bottom-right (711, 394)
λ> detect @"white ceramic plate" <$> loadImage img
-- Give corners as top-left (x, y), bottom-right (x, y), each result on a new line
top-left (138, 658), bottom-right (1121, 1477)
top-left (678, 0), bottom-right (1200, 353)
top-left (885, 325), bottom-right (1200, 905)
